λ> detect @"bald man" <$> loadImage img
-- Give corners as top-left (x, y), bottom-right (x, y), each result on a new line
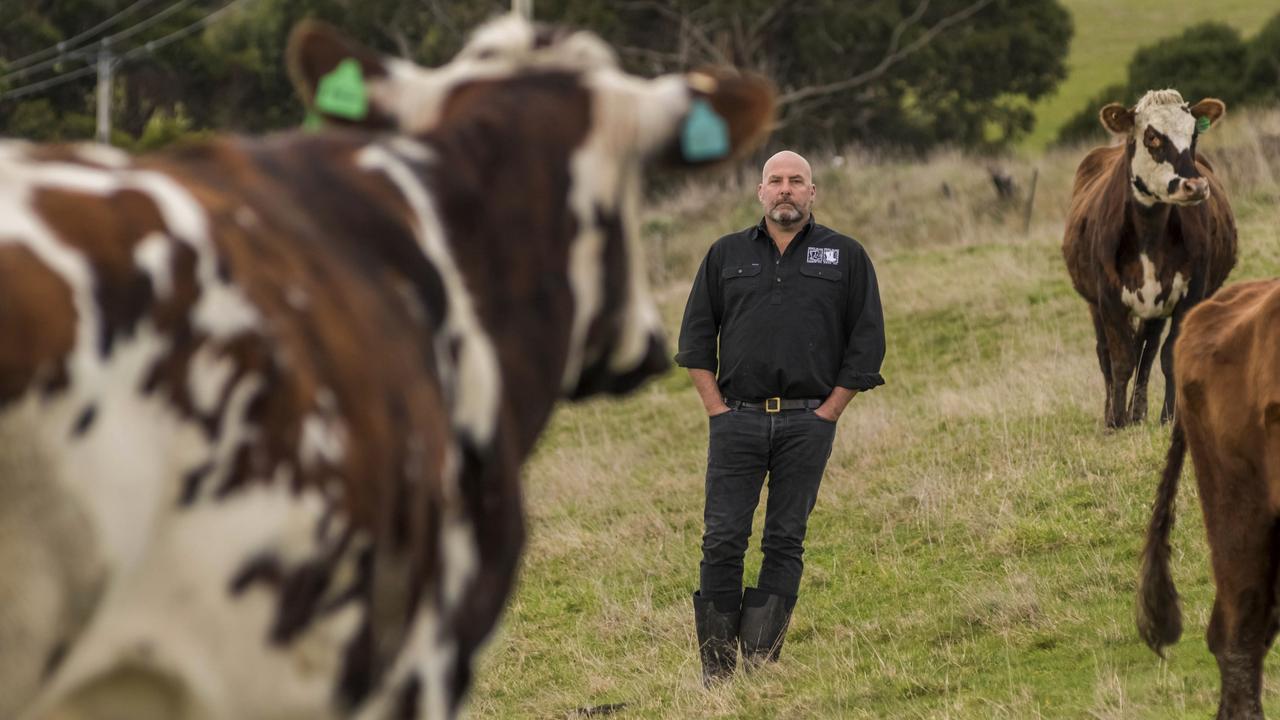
top-left (677, 150), bottom-right (885, 684)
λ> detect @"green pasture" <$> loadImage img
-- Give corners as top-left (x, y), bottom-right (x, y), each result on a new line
top-left (471, 108), bottom-right (1280, 717)
top-left (1027, 0), bottom-right (1276, 149)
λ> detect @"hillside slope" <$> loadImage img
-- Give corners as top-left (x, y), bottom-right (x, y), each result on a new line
top-left (1028, 0), bottom-right (1274, 149)
top-left (473, 109), bottom-right (1280, 718)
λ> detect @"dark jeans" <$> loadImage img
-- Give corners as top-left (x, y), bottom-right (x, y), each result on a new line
top-left (699, 407), bottom-right (837, 600)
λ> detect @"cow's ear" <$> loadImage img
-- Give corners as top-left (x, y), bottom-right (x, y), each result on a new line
top-left (1190, 98), bottom-right (1226, 130)
top-left (286, 20), bottom-right (395, 130)
top-left (1099, 103), bottom-right (1134, 135)
top-left (676, 69), bottom-right (776, 166)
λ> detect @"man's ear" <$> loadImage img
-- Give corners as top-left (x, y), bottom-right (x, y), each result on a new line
top-left (286, 20), bottom-right (396, 130)
top-left (1098, 102), bottom-right (1135, 135)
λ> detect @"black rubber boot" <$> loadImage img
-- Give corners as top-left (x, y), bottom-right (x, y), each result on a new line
top-left (739, 587), bottom-right (795, 666)
top-left (693, 590), bottom-right (740, 685)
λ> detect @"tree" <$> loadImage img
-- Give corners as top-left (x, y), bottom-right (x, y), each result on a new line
top-left (1, 0), bottom-right (1072, 152)
top-left (1244, 12), bottom-right (1280, 104)
top-left (1127, 22), bottom-right (1248, 108)
top-left (1056, 17), bottom-right (1275, 146)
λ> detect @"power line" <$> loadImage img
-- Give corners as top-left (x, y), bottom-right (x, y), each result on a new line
top-left (0, 0), bottom-right (197, 84)
top-left (0, 0), bottom-right (253, 103)
top-left (1, 0), bottom-right (163, 73)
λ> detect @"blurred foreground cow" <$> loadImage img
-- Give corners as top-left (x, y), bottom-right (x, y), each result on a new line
top-left (1062, 89), bottom-right (1236, 428)
top-left (1138, 279), bottom-right (1280, 720)
top-left (0, 16), bottom-right (773, 720)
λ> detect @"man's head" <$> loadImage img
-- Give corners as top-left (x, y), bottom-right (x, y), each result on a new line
top-left (757, 150), bottom-right (815, 227)
top-left (1098, 89), bottom-right (1226, 206)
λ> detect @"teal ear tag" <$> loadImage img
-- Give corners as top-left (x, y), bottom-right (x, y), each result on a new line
top-left (681, 99), bottom-right (730, 162)
top-left (315, 58), bottom-right (368, 120)
top-left (1196, 115), bottom-right (1211, 133)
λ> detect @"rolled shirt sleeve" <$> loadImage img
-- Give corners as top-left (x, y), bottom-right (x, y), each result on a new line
top-left (836, 245), bottom-right (886, 391)
top-left (675, 249), bottom-right (722, 372)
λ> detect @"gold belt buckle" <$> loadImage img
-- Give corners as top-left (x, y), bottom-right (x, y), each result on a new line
top-left (765, 397), bottom-right (781, 413)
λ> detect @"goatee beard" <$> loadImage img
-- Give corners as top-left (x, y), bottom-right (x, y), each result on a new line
top-left (769, 205), bottom-right (802, 225)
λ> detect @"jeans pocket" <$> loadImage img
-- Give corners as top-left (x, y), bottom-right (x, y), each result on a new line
top-left (809, 409), bottom-right (838, 425)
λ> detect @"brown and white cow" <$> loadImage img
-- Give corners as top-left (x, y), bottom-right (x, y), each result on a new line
top-left (1137, 278), bottom-right (1280, 720)
top-left (0, 16), bottom-right (774, 720)
top-left (1062, 89), bottom-right (1236, 428)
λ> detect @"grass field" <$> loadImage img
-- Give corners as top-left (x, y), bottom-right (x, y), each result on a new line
top-left (469, 109), bottom-right (1280, 717)
top-left (1026, 1), bottom-right (1276, 149)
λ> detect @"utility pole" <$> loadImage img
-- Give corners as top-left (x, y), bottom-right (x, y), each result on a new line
top-left (512, 0), bottom-right (532, 20)
top-left (95, 38), bottom-right (114, 144)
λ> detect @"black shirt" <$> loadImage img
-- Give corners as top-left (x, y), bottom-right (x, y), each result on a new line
top-left (675, 216), bottom-right (886, 401)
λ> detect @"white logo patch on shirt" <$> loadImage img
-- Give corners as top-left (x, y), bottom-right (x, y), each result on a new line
top-left (807, 247), bottom-right (839, 265)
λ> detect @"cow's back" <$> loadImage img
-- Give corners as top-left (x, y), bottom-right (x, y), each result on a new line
top-left (1063, 144), bottom-right (1128, 303)
top-left (1175, 279), bottom-right (1280, 477)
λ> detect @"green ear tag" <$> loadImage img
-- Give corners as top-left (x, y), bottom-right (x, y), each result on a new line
top-left (302, 110), bottom-right (324, 131)
top-left (1196, 115), bottom-right (1211, 133)
top-left (315, 58), bottom-right (368, 120)
top-left (681, 99), bottom-right (730, 162)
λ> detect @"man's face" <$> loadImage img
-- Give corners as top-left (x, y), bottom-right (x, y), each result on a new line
top-left (758, 156), bottom-right (816, 226)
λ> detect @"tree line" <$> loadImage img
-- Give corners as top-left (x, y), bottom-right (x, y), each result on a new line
top-left (0, 0), bottom-right (1073, 152)
top-left (1057, 12), bottom-right (1280, 145)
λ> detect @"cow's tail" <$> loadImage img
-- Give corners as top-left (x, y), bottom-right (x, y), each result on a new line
top-left (1136, 420), bottom-right (1186, 656)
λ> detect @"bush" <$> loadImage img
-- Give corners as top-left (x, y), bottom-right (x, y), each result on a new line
top-left (1244, 12), bottom-right (1280, 104)
top-left (1127, 22), bottom-right (1248, 106)
top-left (1055, 83), bottom-right (1127, 146)
top-left (1056, 20), bottom-right (1261, 146)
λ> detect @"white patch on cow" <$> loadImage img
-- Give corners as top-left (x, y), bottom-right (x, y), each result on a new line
top-left (456, 13), bottom-right (537, 61)
top-left (371, 15), bottom-right (621, 136)
top-left (300, 411), bottom-right (347, 469)
top-left (356, 144), bottom-right (501, 445)
top-left (441, 513), bottom-right (478, 610)
top-left (188, 373), bottom-right (263, 503)
top-left (119, 170), bottom-right (263, 340)
top-left (5, 158), bottom-right (263, 343)
top-left (353, 609), bottom-right (449, 720)
top-left (132, 232), bottom-right (174, 299)
top-left (75, 144), bottom-right (130, 168)
top-left (27, 483), bottom-right (364, 720)
top-left (438, 445), bottom-right (478, 611)
top-left (1129, 89), bottom-right (1198, 207)
top-left (0, 189), bottom-right (102, 388)
top-left (187, 345), bottom-right (235, 415)
top-left (388, 136), bottom-right (431, 162)
top-left (1121, 253), bottom-right (1188, 320)
top-left (559, 72), bottom-right (681, 388)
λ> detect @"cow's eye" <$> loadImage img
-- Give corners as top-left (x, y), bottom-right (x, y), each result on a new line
top-left (1146, 133), bottom-right (1161, 149)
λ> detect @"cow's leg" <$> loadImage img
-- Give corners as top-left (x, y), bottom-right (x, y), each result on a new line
top-left (1129, 318), bottom-right (1166, 424)
top-left (1200, 461), bottom-right (1273, 720)
top-left (1088, 305), bottom-right (1115, 425)
top-left (1099, 306), bottom-right (1137, 429)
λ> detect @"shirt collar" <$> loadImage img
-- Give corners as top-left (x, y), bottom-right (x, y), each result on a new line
top-left (753, 214), bottom-right (815, 243)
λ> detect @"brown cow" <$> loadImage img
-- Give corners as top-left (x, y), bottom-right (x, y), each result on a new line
top-left (0, 16), bottom-right (773, 720)
top-left (1137, 278), bottom-right (1280, 720)
top-left (1062, 89), bottom-right (1236, 428)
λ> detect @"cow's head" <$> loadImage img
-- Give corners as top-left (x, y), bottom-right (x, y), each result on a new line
top-left (287, 16), bottom-right (774, 400)
top-left (1099, 89), bottom-right (1225, 207)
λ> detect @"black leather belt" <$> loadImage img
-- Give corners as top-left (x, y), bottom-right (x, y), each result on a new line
top-left (725, 397), bottom-right (823, 413)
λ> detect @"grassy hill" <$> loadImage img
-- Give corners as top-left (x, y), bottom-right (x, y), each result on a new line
top-left (471, 109), bottom-right (1280, 717)
top-left (1027, 0), bottom-right (1275, 149)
